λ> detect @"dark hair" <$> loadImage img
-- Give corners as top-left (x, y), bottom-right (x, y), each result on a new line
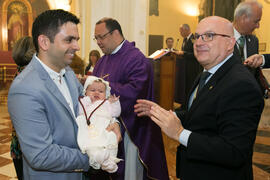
top-left (32, 9), bottom-right (80, 53)
top-left (166, 37), bottom-right (174, 43)
top-left (96, 17), bottom-right (123, 37)
top-left (89, 50), bottom-right (101, 65)
top-left (85, 50), bottom-right (100, 75)
top-left (12, 36), bottom-right (35, 67)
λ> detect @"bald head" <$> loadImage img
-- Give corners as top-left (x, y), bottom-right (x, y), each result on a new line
top-left (194, 16), bottom-right (236, 70)
top-left (199, 16), bottom-right (234, 37)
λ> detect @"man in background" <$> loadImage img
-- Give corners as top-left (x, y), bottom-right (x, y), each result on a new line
top-left (175, 23), bottom-right (202, 106)
top-left (178, 24), bottom-right (194, 55)
top-left (233, 1), bottom-right (266, 95)
top-left (164, 37), bottom-right (177, 51)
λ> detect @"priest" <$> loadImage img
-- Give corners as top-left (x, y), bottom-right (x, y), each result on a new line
top-left (92, 17), bottom-right (169, 180)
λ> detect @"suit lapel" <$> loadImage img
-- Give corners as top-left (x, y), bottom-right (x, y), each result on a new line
top-left (234, 35), bottom-right (258, 60)
top-left (246, 35), bottom-right (258, 57)
top-left (64, 67), bottom-right (80, 117)
top-left (45, 79), bottom-right (73, 115)
top-left (245, 35), bottom-right (259, 76)
top-left (185, 34), bottom-right (194, 52)
top-left (186, 73), bottom-right (201, 105)
top-left (33, 58), bottom-right (76, 119)
top-left (187, 55), bottom-right (238, 118)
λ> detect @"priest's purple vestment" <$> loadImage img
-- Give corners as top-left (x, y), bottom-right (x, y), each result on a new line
top-left (93, 40), bottom-right (169, 180)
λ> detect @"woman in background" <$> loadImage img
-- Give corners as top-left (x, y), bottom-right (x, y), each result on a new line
top-left (85, 50), bottom-right (100, 75)
top-left (11, 36), bottom-right (35, 180)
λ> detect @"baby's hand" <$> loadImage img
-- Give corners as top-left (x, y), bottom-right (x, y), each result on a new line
top-left (108, 94), bottom-right (119, 103)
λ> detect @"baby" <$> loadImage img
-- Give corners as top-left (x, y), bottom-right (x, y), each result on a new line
top-left (76, 76), bottom-right (121, 173)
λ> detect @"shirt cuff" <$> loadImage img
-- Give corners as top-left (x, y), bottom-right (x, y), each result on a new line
top-left (178, 129), bottom-right (192, 147)
top-left (261, 55), bottom-right (265, 68)
top-left (111, 117), bottom-right (120, 124)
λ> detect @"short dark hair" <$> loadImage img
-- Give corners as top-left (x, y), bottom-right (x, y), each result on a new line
top-left (96, 17), bottom-right (123, 37)
top-left (32, 9), bottom-right (80, 53)
top-left (166, 37), bottom-right (174, 43)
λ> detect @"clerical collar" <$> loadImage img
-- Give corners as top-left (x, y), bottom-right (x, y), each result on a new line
top-left (111, 40), bottom-right (126, 54)
top-left (35, 53), bottom-right (66, 80)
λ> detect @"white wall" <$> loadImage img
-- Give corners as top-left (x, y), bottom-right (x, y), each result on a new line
top-left (72, 0), bottom-right (149, 61)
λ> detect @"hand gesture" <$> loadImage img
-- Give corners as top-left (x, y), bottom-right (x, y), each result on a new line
top-left (134, 99), bottom-right (184, 141)
top-left (244, 54), bottom-right (263, 68)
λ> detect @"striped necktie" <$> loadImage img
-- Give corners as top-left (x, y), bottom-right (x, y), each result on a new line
top-left (238, 35), bottom-right (245, 62)
top-left (197, 71), bottom-right (211, 94)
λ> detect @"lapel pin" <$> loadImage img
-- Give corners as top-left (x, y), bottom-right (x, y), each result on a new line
top-left (209, 86), bottom-right (213, 90)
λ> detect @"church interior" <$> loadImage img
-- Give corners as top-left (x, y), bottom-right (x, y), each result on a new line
top-left (0, 0), bottom-right (270, 179)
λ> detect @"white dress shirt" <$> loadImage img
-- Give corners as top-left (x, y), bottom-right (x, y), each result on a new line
top-left (35, 54), bottom-right (75, 117)
top-left (234, 28), bottom-right (247, 59)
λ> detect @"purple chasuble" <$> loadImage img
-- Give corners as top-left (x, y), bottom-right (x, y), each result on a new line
top-left (93, 41), bottom-right (169, 180)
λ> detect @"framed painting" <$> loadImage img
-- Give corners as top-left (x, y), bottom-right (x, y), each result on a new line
top-left (1, 0), bottom-right (33, 51)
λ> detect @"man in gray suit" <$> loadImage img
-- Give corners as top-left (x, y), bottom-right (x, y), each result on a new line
top-left (8, 9), bottom-right (121, 180)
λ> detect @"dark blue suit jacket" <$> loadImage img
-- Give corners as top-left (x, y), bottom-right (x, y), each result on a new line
top-left (262, 54), bottom-right (270, 68)
top-left (175, 55), bottom-right (264, 180)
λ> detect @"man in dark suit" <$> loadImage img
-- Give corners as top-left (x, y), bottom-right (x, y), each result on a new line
top-left (135, 16), bottom-right (264, 180)
top-left (178, 24), bottom-right (193, 54)
top-left (233, 1), bottom-right (265, 93)
top-left (175, 24), bottom-right (202, 105)
top-left (164, 37), bottom-right (177, 51)
top-left (237, 1), bottom-right (270, 69)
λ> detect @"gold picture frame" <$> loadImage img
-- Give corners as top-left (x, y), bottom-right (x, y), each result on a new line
top-left (259, 43), bottom-right (266, 52)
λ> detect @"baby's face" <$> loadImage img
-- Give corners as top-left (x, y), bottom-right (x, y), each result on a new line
top-left (86, 81), bottom-right (106, 102)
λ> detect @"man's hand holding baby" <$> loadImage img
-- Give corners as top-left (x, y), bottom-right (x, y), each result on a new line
top-left (106, 122), bottom-right (122, 142)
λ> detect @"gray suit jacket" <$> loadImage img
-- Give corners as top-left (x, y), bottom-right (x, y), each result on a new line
top-left (8, 56), bottom-right (89, 180)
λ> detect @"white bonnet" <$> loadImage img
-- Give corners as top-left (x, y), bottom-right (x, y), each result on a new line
top-left (83, 76), bottom-right (111, 98)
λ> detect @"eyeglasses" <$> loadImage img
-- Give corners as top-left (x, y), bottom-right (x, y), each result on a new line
top-left (93, 30), bottom-right (114, 41)
top-left (194, 32), bottom-right (231, 42)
